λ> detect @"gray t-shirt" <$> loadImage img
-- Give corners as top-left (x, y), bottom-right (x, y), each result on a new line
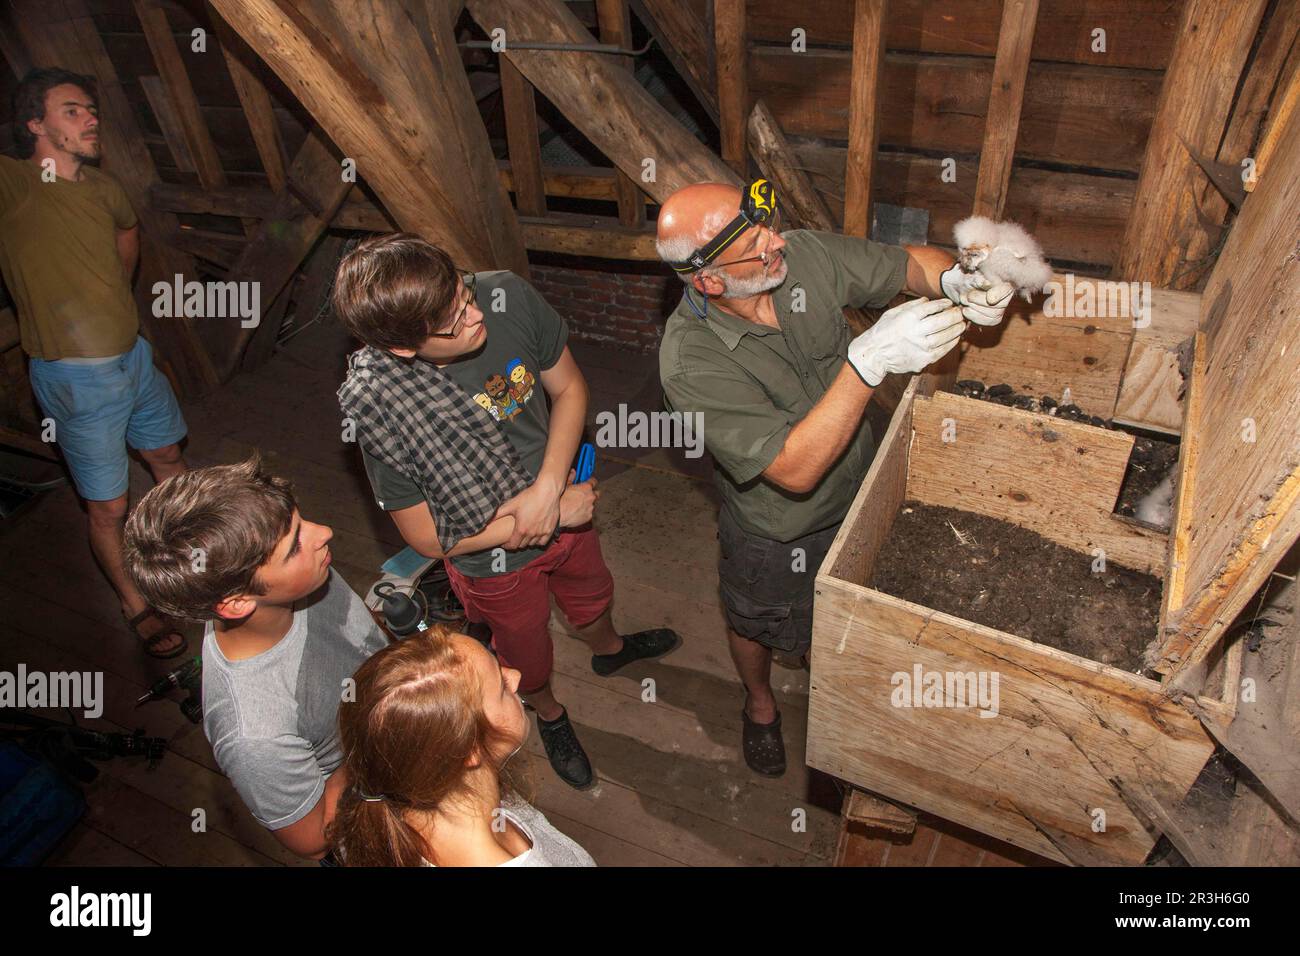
top-left (201, 571), bottom-right (389, 830)
top-left (360, 270), bottom-right (568, 578)
top-left (420, 795), bottom-right (597, 867)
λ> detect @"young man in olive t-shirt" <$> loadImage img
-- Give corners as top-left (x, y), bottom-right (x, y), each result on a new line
top-left (332, 234), bottom-right (679, 789)
top-left (0, 68), bottom-right (189, 658)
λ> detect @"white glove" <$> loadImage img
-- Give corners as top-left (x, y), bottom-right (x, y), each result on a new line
top-left (847, 297), bottom-right (966, 387)
top-left (940, 264), bottom-right (1015, 326)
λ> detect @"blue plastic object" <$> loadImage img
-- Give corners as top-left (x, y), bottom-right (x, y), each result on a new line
top-left (573, 442), bottom-right (596, 484)
top-left (0, 742), bottom-right (85, 866)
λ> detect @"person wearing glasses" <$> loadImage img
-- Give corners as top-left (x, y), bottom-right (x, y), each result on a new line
top-left (332, 234), bottom-right (679, 790)
top-left (654, 181), bottom-right (1014, 776)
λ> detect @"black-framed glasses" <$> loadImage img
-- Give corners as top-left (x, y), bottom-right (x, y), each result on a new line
top-left (710, 211), bottom-right (783, 271)
top-left (429, 272), bottom-right (477, 339)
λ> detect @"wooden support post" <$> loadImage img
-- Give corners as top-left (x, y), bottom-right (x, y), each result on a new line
top-left (714, 0), bottom-right (748, 176)
top-left (596, 0), bottom-right (647, 227)
top-left (972, 0), bottom-right (1038, 219)
top-left (1112, 0), bottom-right (1270, 287)
top-left (133, 0), bottom-right (227, 191)
top-left (12, 0), bottom-right (219, 396)
top-left (465, 0), bottom-right (738, 203)
top-left (843, 0), bottom-right (887, 238)
top-left (208, 0), bottom-right (527, 274)
top-left (499, 57), bottom-right (547, 218)
top-left (211, 9), bottom-right (288, 193)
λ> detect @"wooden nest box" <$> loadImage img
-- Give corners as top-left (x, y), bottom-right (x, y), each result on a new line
top-left (809, 104), bottom-right (1300, 866)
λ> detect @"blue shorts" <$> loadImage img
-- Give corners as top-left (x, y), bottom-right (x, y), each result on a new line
top-left (29, 336), bottom-right (188, 501)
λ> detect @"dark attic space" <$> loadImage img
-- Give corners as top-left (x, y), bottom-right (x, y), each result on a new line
top-left (0, 0), bottom-right (1298, 914)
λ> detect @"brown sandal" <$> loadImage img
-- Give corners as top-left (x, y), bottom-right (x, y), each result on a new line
top-left (125, 607), bottom-right (189, 660)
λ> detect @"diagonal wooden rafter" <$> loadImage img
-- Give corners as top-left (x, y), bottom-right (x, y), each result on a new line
top-left (214, 129), bottom-right (352, 379)
top-left (465, 0), bottom-right (738, 201)
top-left (629, 0), bottom-right (717, 120)
top-left (207, 0), bottom-right (527, 274)
top-left (210, 8), bottom-right (289, 193)
top-left (133, 0), bottom-right (227, 192)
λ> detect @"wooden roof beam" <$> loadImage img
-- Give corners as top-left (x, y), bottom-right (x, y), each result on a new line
top-left (465, 0), bottom-right (738, 204)
top-left (972, 0), bottom-right (1039, 220)
top-left (714, 0), bottom-right (748, 176)
top-left (208, 0), bottom-right (527, 274)
top-left (843, 0), bottom-right (886, 238)
top-left (499, 57), bottom-right (547, 217)
top-left (133, 0), bottom-right (228, 192)
top-left (210, 9), bottom-right (289, 193)
top-left (596, 0), bottom-right (647, 228)
top-left (1112, 0), bottom-right (1271, 287)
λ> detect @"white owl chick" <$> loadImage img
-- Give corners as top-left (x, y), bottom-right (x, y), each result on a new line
top-left (953, 216), bottom-right (1054, 302)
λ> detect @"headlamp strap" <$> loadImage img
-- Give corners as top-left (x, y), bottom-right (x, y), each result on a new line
top-left (671, 178), bottom-right (778, 274)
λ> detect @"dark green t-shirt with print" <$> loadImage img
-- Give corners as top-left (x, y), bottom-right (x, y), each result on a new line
top-left (361, 271), bottom-right (568, 577)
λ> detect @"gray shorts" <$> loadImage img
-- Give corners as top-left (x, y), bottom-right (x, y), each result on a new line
top-left (716, 508), bottom-right (840, 654)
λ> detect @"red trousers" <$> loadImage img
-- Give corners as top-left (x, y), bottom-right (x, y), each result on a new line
top-left (444, 528), bottom-right (614, 692)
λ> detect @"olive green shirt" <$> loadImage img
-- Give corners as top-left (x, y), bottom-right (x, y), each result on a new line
top-left (0, 155), bottom-right (140, 359)
top-left (659, 229), bottom-right (909, 543)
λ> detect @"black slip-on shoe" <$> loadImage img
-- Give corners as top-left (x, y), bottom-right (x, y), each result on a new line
top-left (741, 708), bottom-right (786, 777)
top-left (537, 708), bottom-right (594, 789)
top-left (591, 628), bottom-right (681, 677)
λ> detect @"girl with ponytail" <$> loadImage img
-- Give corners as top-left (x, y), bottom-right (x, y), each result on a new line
top-left (327, 626), bottom-right (595, 866)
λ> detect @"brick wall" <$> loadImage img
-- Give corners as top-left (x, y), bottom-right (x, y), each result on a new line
top-left (530, 263), bottom-right (679, 354)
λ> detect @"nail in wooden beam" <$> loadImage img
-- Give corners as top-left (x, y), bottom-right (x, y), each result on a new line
top-left (714, 0), bottom-right (748, 176)
top-left (596, 0), bottom-right (647, 227)
top-left (972, 0), bottom-right (1039, 219)
top-left (843, 0), bottom-right (887, 238)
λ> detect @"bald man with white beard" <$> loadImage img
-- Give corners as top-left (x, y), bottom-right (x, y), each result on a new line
top-left (655, 181), bottom-right (1013, 775)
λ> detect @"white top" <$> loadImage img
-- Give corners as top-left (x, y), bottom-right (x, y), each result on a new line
top-left (421, 796), bottom-right (596, 868)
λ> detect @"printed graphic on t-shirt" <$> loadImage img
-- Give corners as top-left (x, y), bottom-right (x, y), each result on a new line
top-left (474, 357), bottom-right (536, 422)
